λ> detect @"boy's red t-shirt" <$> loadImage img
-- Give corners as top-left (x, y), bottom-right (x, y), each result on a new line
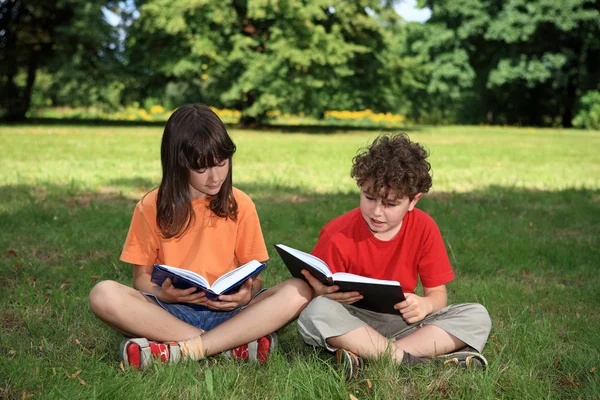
top-left (312, 208), bottom-right (454, 293)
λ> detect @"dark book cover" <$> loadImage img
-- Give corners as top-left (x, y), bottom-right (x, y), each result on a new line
top-left (335, 280), bottom-right (405, 314)
top-left (274, 244), bottom-right (332, 285)
top-left (275, 244), bottom-right (406, 315)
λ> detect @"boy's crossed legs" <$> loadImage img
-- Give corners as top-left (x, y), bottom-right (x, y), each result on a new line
top-left (298, 296), bottom-right (492, 380)
top-left (90, 278), bottom-right (312, 368)
top-left (328, 322), bottom-right (463, 360)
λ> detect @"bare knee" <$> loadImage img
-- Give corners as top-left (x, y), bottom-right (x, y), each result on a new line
top-left (287, 278), bottom-right (313, 303)
top-left (275, 278), bottom-right (313, 310)
top-left (89, 280), bottom-right (128, 317)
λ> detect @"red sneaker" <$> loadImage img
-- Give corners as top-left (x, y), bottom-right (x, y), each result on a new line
top-left (120, 338), bottom-right (181, 369)
top-left (226, 332), bottom-right (278, 362)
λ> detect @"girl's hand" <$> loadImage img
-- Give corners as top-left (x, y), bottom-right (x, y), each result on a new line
top-left (394, 293), bottom-right (432, 324)
top-left (205, 279), bottom-right (254, 311)
top-left (301, 270), bottom-right (363, 304)
top-left (158, 278), bottom-right (208, 305)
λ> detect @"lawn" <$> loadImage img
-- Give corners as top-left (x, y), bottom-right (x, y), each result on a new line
top-left (1, 124), bottom-right (599, 399)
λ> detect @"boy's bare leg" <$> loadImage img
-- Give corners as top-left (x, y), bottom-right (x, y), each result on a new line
top-left (327, 325), bottom-right (405, 362)
top-left (200, 278), bottom-right (311, 356)
top-left (89, 280), bottom-right (203, 341)
top-left (327, 324), bottom-right (466, 361)
top-left (393, 325), bottom-right (465, 357)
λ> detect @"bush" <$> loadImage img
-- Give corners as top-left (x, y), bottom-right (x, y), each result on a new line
top-left (573, 91), bottom-right (600, 130)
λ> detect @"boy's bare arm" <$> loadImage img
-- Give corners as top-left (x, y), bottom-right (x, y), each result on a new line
top-left (422, 284), bottom-right (448, 312)
top-left (395, 285), bottom-right (448, 324)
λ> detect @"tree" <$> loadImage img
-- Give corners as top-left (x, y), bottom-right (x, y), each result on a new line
top-left (411, 0), bottom-right (600, 126)
top-left (395, 21), bottom-right (476, 123)
top-left (0, 0), bottom-right (119, 121)
top-left (124, 0), bottom-right (403, 125)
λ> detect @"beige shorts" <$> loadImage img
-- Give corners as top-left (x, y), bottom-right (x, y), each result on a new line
top-left (298, 296), bottom-right (492, 353)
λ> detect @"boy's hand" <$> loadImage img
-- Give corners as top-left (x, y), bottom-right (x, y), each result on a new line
top-left (301, 270), bottom-right (363, 304)
top-left (206, 279), bottom-right (254, 311)
top-left (158, 278), bottom-right (208, 305)
top-left (394, 293), bottom-right (432, 324)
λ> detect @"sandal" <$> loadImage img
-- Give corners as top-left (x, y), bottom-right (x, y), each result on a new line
top-left (223, 332), bottom-right (278, 362)
top-left (120, 338), bottom-right (182, 369)
top-left (335, 348), bottom-right (364, 382)
top-left (435, 350), bottom-right (488, 369)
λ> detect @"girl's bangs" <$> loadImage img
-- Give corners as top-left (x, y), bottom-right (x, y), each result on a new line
top-left (184, 136), bottom-right (233, 170)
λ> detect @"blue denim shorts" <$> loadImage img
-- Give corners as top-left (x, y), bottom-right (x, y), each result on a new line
top-left (142, 289), bottom-right (267, 331)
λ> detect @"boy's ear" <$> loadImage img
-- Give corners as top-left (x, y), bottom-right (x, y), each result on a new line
top-left (408, 193), bottom-right (423, 211)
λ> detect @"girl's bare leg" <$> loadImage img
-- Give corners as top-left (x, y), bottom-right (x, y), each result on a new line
top-left (89, 280), bottom-right (202, 341)
top-left (90, 278), bottom-right (312, 356)
top-left (200, 278), bottom-right (312, 356)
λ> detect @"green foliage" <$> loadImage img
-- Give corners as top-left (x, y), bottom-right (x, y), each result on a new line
top-left (573, 90), bottom-right (600, 130)
top-left (487, 53), bottom-right (568, 89)
top-left (411, 0), bottom-right (600, 126)
top-left (28, 71), bottom-right (54, 109)
top-left (0, 0), bottom-right (120, 120)
top-left (5, 0), bottom-right (600, 127)
top-left (123, 0), bottom-right (403, 124)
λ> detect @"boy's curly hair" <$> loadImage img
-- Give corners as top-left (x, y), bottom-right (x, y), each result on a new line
top-left (351, 133), bottom-right (432, 201)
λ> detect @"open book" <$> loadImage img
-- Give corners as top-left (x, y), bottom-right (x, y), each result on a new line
top-left (150, 260), bottom-right (265, 300)
top-left (274, 244), bottom-right (405, 315)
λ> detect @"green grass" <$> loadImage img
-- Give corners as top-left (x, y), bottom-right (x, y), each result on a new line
top-left (1, 124), bottom-right (599, 399)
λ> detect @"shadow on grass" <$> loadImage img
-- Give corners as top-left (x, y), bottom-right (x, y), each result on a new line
top-left (107, 177), bottom-right (157, 190)
top-left (1, 181), bottom-right (598, 288)
top-left (2, 117), bottom-right (423, 134)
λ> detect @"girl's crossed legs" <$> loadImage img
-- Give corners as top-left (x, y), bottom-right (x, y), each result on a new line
top-left (89, 278), bottom-right (312, 364)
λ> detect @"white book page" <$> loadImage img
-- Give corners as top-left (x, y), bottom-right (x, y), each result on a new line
top-left (332, 272), bottom-right (400, 286)
top-left (211, 260), bottom-right (262, 293)
top-left (160, 264), bottom-right (209, 288)
top-left (276, 244), bottom-right (332, 278)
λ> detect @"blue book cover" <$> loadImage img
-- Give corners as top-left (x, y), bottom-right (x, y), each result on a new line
top-left (150, 260), bottom-right (266, 300)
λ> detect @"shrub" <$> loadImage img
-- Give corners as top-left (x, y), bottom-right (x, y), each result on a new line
top-left (573, 91), bottom-right (600, 130)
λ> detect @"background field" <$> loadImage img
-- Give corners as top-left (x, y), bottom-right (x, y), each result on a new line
top-left (1, 125), bottom-right (599, 399)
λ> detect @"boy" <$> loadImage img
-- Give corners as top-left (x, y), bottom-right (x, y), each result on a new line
top-left (298, 133), bottom-right (492, 381)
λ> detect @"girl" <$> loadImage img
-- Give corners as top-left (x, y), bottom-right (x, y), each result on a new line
top-left (89, 104), bottom-right (312, 368)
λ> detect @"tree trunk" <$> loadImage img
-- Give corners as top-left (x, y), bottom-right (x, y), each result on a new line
top-left (1, 55), bottom-right (38, 122)
top-left (562, 76), bottom-right (577, 128)
top-left (22, 54), bottom-right (39, 115)
top-left (238, 114), bottom-right (260, 128)
top-left (237, 90), bottom-right (265, 128)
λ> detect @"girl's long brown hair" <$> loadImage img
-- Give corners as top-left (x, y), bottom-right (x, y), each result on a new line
top-left (156, 104), bottom-right (237, 238)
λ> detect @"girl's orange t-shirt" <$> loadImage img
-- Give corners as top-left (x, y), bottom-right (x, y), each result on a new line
top-left (120, 187), bottom-right (269, 285)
